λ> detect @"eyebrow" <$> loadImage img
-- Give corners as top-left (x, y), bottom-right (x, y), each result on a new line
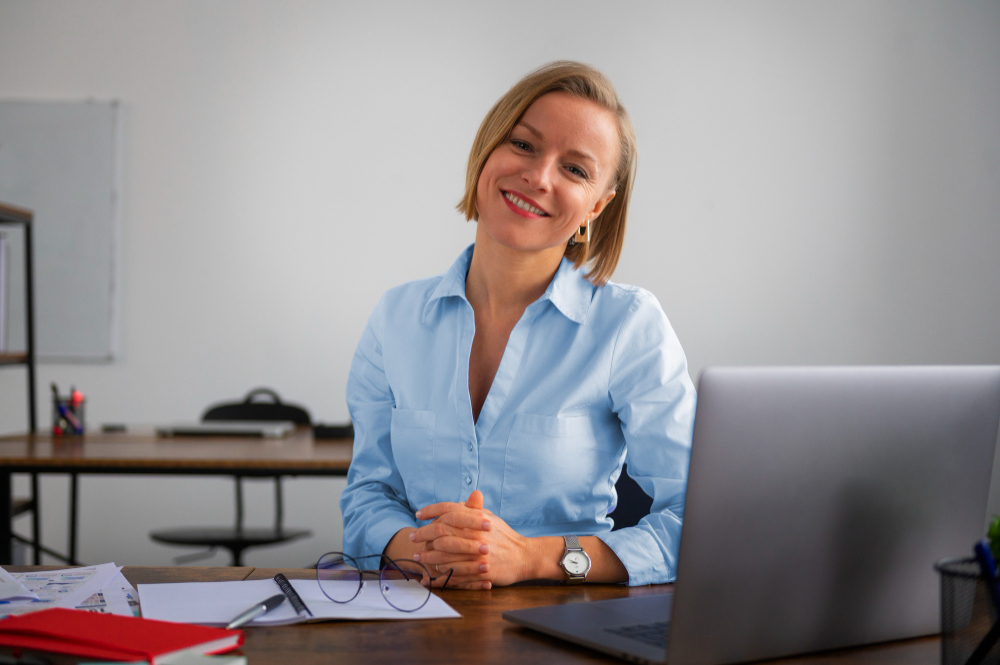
top-left (515, 121), bottom-right (599, 167)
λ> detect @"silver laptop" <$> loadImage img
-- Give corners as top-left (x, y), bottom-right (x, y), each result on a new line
top-left (503, 366), bottom-right (1000, 664)
top-left (155, 420), bottom-right (296, 438)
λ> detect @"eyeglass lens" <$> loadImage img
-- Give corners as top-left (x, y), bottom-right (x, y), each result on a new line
top-left (316, 552), bottom-right (431, 612)
top-left (379, 559), bottom-right (431, 612)
top-left (316, 552), bottom-right (363, 603)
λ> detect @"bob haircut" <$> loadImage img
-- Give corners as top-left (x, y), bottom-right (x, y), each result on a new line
top-left (457, 61), bottom-right (637, 286)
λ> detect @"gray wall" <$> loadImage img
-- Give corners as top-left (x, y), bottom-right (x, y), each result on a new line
top-left (1, 1), bottom-right (998, 567)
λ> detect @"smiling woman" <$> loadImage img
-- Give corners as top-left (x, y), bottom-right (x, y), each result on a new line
top-left (340, 61), bottom-right (696, 590)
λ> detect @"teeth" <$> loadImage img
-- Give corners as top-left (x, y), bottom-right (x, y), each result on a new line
top-left (504, 191), bottom-right (547, 216)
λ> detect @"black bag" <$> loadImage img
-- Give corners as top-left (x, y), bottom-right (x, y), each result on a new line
top-left (201, 388), bottom-right (311, 425)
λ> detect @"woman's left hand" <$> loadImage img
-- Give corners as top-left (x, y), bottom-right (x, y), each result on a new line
top-left (410, 490), bottom-right (533, 589)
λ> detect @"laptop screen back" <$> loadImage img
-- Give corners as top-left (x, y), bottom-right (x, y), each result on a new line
top-left (667, 366), bottom-right (1000, 665)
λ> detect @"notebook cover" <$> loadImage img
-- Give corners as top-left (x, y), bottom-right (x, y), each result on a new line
top-left (0, 608), bottom-right (243, 663)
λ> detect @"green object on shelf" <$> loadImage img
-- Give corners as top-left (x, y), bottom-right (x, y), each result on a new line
top-left (988, 514), bottom-right (1000, 561)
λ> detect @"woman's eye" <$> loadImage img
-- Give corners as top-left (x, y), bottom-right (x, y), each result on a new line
top-left (511, 139), bottom-right (531, 151)
top-left (566, 165), bottom-right (588, 179)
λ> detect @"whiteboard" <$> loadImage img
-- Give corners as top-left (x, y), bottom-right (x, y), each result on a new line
top-left (0, 100), bottom-right (120, 362)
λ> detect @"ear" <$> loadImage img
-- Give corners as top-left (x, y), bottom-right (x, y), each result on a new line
top-left (588, 188), bottom-right (617, 221)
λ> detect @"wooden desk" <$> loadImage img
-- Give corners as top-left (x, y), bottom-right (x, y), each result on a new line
top-left (6, 565), bottom-right (929, 664)
top-left (0, 428), bottom-right (353, 563)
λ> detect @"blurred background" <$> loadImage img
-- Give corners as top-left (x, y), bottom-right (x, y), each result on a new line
top-left (0, 0), bottom-right (997, 567)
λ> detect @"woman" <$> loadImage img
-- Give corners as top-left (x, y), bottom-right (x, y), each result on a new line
top-left (340, 61), bottom-right (696, 589)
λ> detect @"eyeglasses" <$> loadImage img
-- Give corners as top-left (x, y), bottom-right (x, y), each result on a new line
top-left (316, 552), bottom-right (452, 612)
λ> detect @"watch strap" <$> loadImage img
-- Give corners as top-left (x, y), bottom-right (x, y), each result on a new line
top-left (561, 535), bottom-right (588, 583)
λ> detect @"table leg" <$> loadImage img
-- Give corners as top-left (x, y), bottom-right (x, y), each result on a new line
top-left (31, 473), bottom-right (40, 565)
top-left (69, 473), bottom-right (78, 565)
top-left (1, 471), bottom-right (12, 564)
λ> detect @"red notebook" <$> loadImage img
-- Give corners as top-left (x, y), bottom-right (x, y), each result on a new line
top-left (0, 607), bottom-right (243, 664)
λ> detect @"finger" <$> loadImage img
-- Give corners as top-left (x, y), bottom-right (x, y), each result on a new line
top-left (448, 580), bottom-right (493, 590)
top-left (415, 501), bottom-right (468, 521)
top-left (427, 560), bottom-right (489, 577)
top-left (434, 574), bottom-right (492, 590)
top-left (410, 519), bottom-right (489, 543)
top-left (420, 535), bottom-right (490, 556)
top-left (434, 510), bottom-right (492, 531)
top-left (412, 550), bottom-right (478, 566)
top-left (464, 490), bottom-right (484, 510)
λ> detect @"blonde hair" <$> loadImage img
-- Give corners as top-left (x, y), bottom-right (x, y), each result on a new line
top-left (456, 61), bottom-right (637, 286)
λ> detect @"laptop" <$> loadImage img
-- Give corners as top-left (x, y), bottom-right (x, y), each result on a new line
top-left (155, 420), bottom-right (296, 438)
top-left (503, 366), bottom-right (1000, 664)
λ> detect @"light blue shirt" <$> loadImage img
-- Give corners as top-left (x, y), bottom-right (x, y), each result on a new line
top-left (340, 245), bottom-right (696, 585)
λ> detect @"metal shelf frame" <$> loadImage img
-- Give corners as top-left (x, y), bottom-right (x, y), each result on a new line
top-left (0, 202), bottom-right (36, 433)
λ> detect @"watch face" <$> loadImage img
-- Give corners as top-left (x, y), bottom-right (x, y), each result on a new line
top-left (563, 552), bottom-right (589, 575)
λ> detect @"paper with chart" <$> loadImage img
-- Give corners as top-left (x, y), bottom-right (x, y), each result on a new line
top-left (0, 567), bottom-right (37, 601)
top-left (138, 578), bottom-right (461, 625)
top-left (0, 563), bottom-right (122, 617)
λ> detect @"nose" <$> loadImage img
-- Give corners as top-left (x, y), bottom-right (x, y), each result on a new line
top-left (522, 155), bottom-right (557, 192)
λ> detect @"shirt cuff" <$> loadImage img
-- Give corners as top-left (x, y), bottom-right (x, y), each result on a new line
top-left (596, 527), bottom-right (673, 586)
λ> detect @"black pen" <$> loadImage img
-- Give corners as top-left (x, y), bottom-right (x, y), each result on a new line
top-left (225, 593), bottom-right (286, 629)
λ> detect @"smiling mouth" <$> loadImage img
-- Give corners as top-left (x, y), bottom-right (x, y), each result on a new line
top-left (503, 190), bottom-right (549, 216)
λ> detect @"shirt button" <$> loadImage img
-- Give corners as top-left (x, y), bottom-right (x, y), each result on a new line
top-left (465, 476), bottom-right (472, 485)
top-left (468, 443), bottom-right (473, 452)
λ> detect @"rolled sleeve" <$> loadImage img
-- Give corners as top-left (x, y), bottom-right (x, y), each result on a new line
top-left (339, 296), bottom-right (418, 559)
top-left (606, 292), bottom-right (696, 585)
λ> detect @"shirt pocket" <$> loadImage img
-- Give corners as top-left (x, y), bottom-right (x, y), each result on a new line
top-left (499, 413), bottom-right (620, 526)
top-left (389, 407), bottom-right (436, 511)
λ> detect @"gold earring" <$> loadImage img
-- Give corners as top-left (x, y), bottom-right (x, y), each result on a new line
top-left (573, 220), bottom-right (591, 245)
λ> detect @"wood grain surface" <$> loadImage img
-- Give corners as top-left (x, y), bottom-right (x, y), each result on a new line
top-left (111, 567), bottom-right (939, 664)
top-left (0, 428), bottom-right (352, 473)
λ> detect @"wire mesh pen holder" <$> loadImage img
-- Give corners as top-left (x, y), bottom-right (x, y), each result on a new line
top-left (51, 392), bottom-right (85, 436)
top-left (936, 557), bottom-right (1000, 665)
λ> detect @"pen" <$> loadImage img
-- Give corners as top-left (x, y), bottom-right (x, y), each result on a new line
top-left (969, 540), bottom-right (1000, 665)
top-left (974, 538), bottom-right (1000, 612)
top-left (225, 593), bottom-right (286, 630)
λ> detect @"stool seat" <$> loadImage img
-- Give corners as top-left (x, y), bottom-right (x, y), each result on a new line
top-left (150, 526), bottom-right (311, 566)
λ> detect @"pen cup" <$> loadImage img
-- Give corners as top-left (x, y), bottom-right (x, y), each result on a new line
top-left (51, 393), bottom-right (86, 436)
top-left (935, 556), bottom-right (1000, 665)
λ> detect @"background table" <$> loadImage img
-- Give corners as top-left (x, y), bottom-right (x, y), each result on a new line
top-left (0, 565), bottom-right (937, 664)
top-left (0, 428), bottom-right (353, 563)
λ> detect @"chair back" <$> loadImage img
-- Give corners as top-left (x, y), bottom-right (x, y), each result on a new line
top-left (609, 464), bottom-right (653, 530)
top-left (202, 388), bottom-right (311, 425)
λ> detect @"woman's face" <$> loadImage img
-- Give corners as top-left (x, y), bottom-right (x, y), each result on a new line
top-left (475, 92), bottom-right (619, 255)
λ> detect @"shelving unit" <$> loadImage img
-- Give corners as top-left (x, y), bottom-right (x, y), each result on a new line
top-left (0, 201), bottom-right (36, 433)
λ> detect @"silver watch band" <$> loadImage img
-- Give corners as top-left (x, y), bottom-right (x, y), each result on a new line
top-left (561, 535), bottom-right (589, 583)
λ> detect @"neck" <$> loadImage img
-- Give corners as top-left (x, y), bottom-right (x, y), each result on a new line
top-left (466, 225), bottom-right (565, 318)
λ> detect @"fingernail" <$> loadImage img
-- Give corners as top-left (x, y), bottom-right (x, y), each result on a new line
top-left (415, 510), bottom-right (422, 519)
top-left (412, 553), bottom-right (420, 561)
top-left (409, 532), bottom-right (416, 541)
top-left (479, 544), bottom-right (490, 554)
top-left (479, 563), bottom-right (489, 572)
top-left (482, 520), bottom-right (492, 530)
top-left (483, 582), bottom-right (492, 590)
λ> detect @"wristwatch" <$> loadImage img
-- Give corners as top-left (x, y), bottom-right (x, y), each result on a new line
top-left (559, 535), bottom-right (592, 583)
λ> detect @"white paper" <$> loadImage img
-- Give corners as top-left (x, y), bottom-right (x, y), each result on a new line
top-left (138, 578), bottom-right (460, 625)
top-left (0, 562), bottom-right (122, 617)
top-left (0, 567), bottom-right (38, 601)
top-left (111, 571), bottom-right (142, 617)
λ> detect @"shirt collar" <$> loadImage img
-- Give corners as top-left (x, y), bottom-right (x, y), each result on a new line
top-left (423, 243), bottom-right (594, 325)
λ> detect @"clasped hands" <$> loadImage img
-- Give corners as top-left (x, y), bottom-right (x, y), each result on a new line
top-left (407, 490), bottom-right (530, 590)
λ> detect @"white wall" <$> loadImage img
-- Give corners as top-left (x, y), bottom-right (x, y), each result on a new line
top-left (1, 1), bottom-right (998, 566)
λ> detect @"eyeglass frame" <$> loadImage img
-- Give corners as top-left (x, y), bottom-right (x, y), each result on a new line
top-left (315, 551), bottom-right (453, 613)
